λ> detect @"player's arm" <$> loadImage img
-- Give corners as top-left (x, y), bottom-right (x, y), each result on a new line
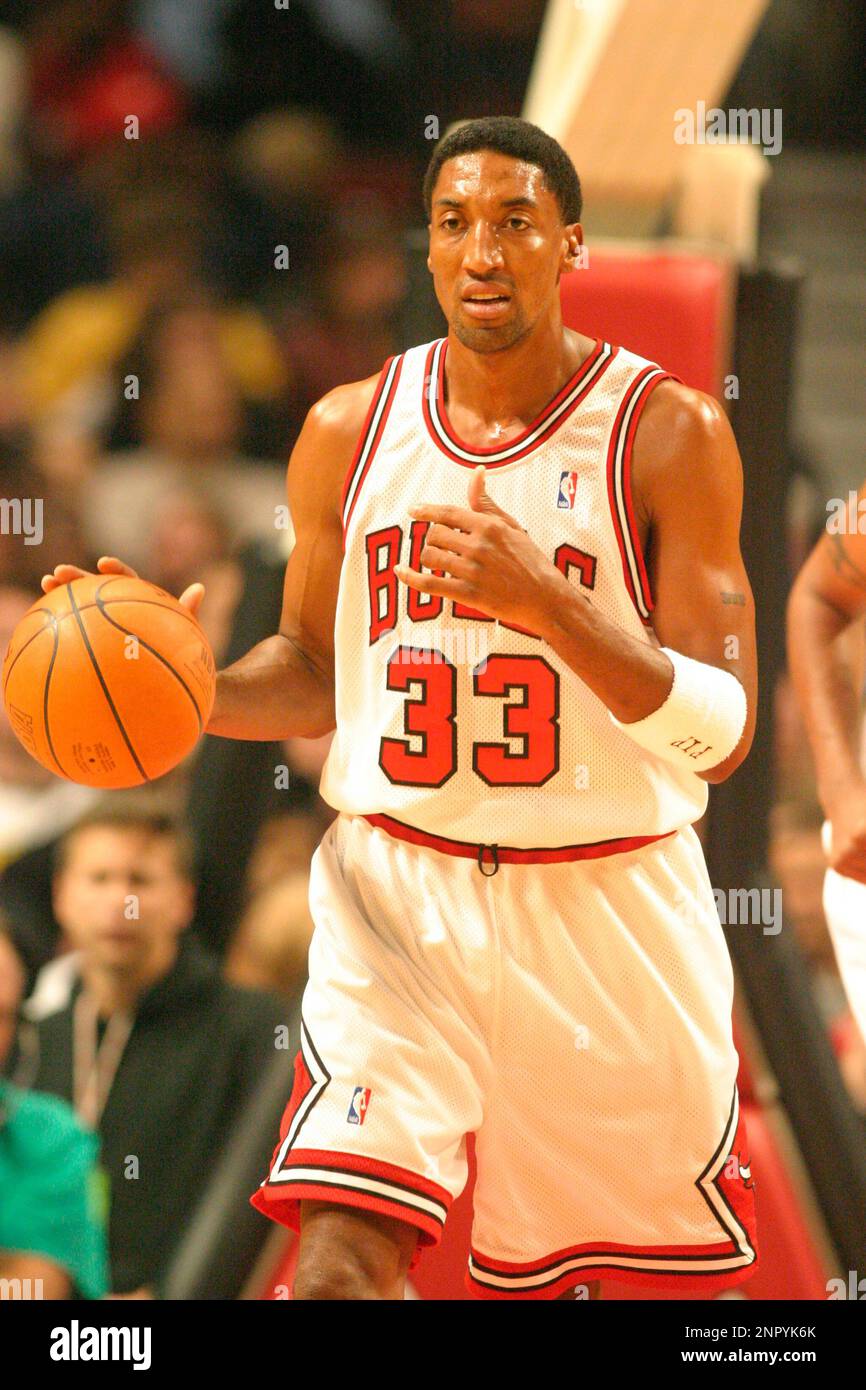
top-left (40, 376), bottom-right (379, 742)
top-left (206, 376), bottom-right (379, 740)
top-left (786, 483), bottom-right (866, 880)
top-left (628, 383), bottom-right (757, 784)
top-left (539, 383), bottom-right (757, 783)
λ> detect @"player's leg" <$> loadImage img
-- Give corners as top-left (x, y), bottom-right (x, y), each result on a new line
top-left (293, 1200), bottom-right (419, 1300)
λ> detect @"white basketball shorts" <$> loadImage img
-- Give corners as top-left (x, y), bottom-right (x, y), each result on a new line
top-left (251, 812), bottom-right (759, 1298)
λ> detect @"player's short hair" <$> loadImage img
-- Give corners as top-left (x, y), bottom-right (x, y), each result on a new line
top-left (54, 797), bottom-right (195, 880)
top-left (422, 116), bottom-right (582, 226)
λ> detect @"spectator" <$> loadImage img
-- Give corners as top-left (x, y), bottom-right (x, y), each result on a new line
top-left (244, 804), bottom-right (335, 903)
top-left (227, 107), bottom-right (340, 293)
top-left (20, 183), bottom-right (287, 455)
top-left (0, 453), bottom-right (95, 588)
top-left (0, 922), bottom-right (107, 1299)
top-left (28, 800), bottom-right (290, 1296)
top-left (183, 539), bottom-right (311, 954)
top-left (277, 206), bottom-right (407, 420)
top-left (79, 297), bottom-right (288, 572)
top-left (224, 869), bottom-right (314, 999)
top-left (0, 581), bottom-right (101, 992)
top-left (26, 0), bottom-right (186, 168)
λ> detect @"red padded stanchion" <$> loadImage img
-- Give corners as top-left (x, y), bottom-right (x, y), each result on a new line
top-left (559, 250), bottom-right (734, 398)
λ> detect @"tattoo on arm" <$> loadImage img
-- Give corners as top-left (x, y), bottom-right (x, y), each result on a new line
top-left (825, 530), bottom-right (866, 595)
top-left (721, 592), bottom-right (746, 605)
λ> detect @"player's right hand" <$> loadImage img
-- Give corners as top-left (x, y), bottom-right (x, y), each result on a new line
top-left (824, 785), bottom-right (866, 885)
top-left (40, 556), bottom-right (206, 617)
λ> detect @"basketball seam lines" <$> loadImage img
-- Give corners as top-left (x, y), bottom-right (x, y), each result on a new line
top-left (4, 598), bottom-right (207, 692)
top-left (93, 596), bottom-right (205, 731)
top-left (41, 615), bottom-right (67, 779)
top-left (67, 583), bottom-right (148, 781)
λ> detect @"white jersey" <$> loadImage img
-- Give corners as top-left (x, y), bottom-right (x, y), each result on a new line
top-left (318, 336), bottom-right (708, 858)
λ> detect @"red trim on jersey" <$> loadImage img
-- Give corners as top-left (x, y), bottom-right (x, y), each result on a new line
top-left (466, 1236), bottom-right (759, 1299)
top-left (606, 367), bottom-right (681, 620)
top-left (250, 1148), bottom-right (451, 1264)
top-left (341, 354), bottom-right (404, 551)
top-left (361, 810), bottom-right (676, 863)
top-left (422, 337), bottom-right (617, 467)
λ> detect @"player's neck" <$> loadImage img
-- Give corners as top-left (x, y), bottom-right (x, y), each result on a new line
top-left (443, 324), bottom-right (593, 429)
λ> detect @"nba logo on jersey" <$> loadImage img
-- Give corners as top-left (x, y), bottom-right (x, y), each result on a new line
top-left (557, 470), bottom-right (579, 509)
top-left (347, 1086), bottom-right (371, 1124)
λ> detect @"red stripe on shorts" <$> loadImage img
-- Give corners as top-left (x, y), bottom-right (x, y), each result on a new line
top-left (362, 811), bottom-right (676, 863)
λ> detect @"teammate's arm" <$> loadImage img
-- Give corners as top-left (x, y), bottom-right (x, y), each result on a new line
top-left (786, 483), bottom-right (866, 881)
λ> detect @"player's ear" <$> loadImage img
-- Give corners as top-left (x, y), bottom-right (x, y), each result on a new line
top-left (561, 225), bottom-right (584, 276)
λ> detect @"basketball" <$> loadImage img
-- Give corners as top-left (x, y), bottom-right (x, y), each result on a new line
top-left (1, 574), bottom-right (216, 789)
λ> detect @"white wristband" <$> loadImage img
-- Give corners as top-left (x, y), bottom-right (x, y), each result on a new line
top-left (609, 647), bottom-right (748, 772)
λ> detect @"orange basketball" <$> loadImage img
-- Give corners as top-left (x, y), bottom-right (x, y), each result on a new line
top-left (1, 574), bottom-right (216, 789)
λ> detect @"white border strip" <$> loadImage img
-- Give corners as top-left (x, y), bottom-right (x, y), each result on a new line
top-left (267, 1020), bottom-right (330, 1181)
top-left (610, 368), bottom-right (663, 621)
top-left (342, 354), bottom-right (402, 529)
top-left (274, 1166), bottom-right (448, 1224)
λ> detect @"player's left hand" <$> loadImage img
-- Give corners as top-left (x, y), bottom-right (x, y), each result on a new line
top-left (395, 466), bottom-right (572, 633)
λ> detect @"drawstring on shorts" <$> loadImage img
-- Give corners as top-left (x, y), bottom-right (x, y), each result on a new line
top-left (477, 843), bottom-right (500, 876)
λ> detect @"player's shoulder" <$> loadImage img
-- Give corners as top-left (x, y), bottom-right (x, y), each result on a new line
top-left (307, 372), bottom-right (382, 440)
top-left (287, 372), bottom-right (384, 504)
top-left (287, 366), bottom-right (394, 516)
top-left (630, 371), bottom-right (740, 514)
top-left (633, 375), bottom-right (735, 472)
top-left (304, 339), bottom-right (427, 445)
top-left (637, 373), bottom-right (726, 435)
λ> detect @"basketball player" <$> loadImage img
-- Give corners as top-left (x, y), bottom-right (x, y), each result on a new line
top-left (787, 479), bottom-right (866, 1046)
top-left (43, 117), bottom-right (759, 1300)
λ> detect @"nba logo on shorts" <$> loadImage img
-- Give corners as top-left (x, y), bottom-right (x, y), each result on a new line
top-left (347, 1086), bottom-right (371, 1125)
top-left (557, 470), bottom-right (578, 509)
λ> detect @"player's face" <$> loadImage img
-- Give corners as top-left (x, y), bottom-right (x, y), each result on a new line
top-left (54, 829), bottom-right (193, 974)
top-left (427, 150), bottom-right (581, 354)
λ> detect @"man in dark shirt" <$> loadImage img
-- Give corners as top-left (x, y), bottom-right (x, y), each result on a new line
top-left (29, 803), bottom-right (290, 1296)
